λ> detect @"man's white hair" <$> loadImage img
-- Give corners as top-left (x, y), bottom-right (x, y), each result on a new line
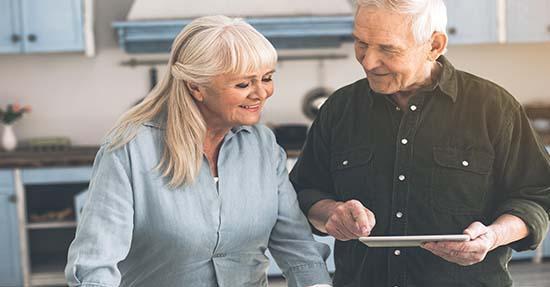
top-left (353, 0), bottom-right (447, 44)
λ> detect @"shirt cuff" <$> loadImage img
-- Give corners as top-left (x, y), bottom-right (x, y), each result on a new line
top-left (493, 198), bottom-right (549, 251)
top-left (285, 262), bottom-right (332, 287)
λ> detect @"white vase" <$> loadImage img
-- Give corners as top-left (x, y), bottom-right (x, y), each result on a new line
top-left (2, 124), bottom-right (17, 152)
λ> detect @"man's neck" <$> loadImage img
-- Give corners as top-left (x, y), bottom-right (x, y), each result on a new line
top-left (391, 61), bottom-right (443, 110)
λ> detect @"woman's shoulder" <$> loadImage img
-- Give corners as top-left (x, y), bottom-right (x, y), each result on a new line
top-left (245, 124), bottom-right (277, 142)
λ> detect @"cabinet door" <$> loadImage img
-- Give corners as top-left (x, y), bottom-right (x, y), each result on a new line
top-left (507, 0), bottom-right (550, 43)
top-left (20, 0), bottom-right (84, 53)
top-left (0, 0), bottom-right (22, 53)
top-left (0, 171), bottom-right (22, 287)
top-left (444, 0), bottom-right (498, 44)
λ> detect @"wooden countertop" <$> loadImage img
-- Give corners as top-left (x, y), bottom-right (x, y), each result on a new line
top-left (0, 146), bottom-right (99, 168)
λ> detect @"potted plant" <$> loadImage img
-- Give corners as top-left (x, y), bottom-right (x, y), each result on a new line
top-left (1, 103), bottom-right (31, 151)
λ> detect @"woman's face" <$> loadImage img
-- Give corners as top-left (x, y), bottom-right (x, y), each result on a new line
top-left (193, 67), bottom-right (275, 131)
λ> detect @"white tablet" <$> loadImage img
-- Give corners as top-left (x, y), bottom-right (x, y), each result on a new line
top-left (359, 234), bottom-right (470, 247)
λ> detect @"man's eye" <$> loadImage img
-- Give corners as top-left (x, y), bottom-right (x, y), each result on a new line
top-left (382, 47), bottom-right (398, 54)
top-left (236, 83), bottom-right (249, 88)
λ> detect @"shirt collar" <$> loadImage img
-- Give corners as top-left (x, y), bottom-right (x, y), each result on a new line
top-left (436, 55), bottom-right (459, 103)
top-left (366, 55), bottom-right (459, 105)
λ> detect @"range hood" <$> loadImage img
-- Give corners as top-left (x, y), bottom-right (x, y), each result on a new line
top-left (113, 0), bottom-right (355, 53)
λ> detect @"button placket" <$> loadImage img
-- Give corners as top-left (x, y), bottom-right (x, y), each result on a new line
top-left (388, 96), bottom-right (424, 287)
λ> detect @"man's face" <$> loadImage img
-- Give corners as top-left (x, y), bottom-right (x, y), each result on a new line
top-left (353, 6), bottom-right (432, 94)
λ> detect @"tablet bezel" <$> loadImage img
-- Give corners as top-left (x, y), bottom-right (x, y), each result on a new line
top-left (358, 234), bottom-right (471, 247)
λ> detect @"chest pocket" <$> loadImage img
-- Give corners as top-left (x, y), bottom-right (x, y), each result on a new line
top-left (331, 147), bottom-right (376, 204)
top-left (431, 147), bottom-right (494, 215)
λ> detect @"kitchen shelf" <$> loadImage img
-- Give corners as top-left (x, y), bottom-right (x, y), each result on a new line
top-left (26, 221), bottom-right (77, 230)
top-left (30, 271), bottom-right (65, 286)
top-left (112, 15), bottom-right (354, 53)
top-left (30, 255), bottom-right (67, 286)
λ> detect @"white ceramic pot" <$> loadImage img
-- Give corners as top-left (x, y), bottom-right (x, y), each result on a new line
top-left (2, 124), bottom-right (17, 151)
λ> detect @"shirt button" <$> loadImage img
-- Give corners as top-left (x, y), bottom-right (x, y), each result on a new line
top-left (394, 249), bottom-right (401, 256)
top-left (395, 106), bottom-right (401, 111)
top-left (410, 105), bottom-right (417, 111)
top-left (398, 175), bottom-right (406, 181)
top-left (396, 211), bottom-right (403, 218)
top-left (401, 138), bottom-right (408, 145)
top-left (342, 160), bottom-right (349, 166)
top-left (462, 160), bottom-right (469, 167)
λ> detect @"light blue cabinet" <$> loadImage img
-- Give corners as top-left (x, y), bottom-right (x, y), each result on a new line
top-left (507, 0), bottom-right (550, 43)
top-left (0, 0), bottom-right (22, 53)
top-left (443, 0), bottom-right (498, 44)
top-left (0, 170), bottom-right (23, 287)
top-left (0, 0), bottom-right (84, 54)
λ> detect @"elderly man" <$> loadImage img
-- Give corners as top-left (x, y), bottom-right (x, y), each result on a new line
top-left (290, 0), bottom-right (550, 286)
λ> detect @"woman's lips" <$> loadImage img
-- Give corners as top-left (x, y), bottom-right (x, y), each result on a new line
top-left (239, 104), bottom-right (261, 112)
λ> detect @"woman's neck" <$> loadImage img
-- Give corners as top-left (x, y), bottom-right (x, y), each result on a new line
top-left (203, 127), bottom-right (229, 177)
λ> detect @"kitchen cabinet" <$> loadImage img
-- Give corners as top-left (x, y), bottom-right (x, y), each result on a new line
top-left (0, 0), bottom-right (84, 54)
top-left (506, 0), bottom-right (550, 43)
top-left (0, 0), bottom-right (22, 53)
top-left (443, 0), bottom-right (499, 44)
top-left (0, 167), bottom-right (92, 287)
top-left (0, 170), bottom-right (23, 287)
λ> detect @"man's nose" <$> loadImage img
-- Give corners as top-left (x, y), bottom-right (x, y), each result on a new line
top-left (361, 49), bottom-right (381, 71)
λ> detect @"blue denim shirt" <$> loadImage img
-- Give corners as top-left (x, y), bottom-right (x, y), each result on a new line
top-left (65, 121), bottom-right (331, 287)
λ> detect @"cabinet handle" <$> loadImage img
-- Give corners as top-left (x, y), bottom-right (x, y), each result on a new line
top-left (28, 34), bottom-right (37, 42)
top-left (11, 34), bottom-right (21, 43)
top-left (448, 27), bottom-right (457, 35)
top-left (8, 195), bottom-right (17, 203)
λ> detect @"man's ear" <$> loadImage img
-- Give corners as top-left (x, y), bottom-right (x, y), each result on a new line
top-left (186, 82), bottom-right (204, 102)
top-left (428, 32), bottom-right (448, 61)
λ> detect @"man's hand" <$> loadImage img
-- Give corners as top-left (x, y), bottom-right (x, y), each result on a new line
top-left (421, 221), bottom-right (497, 266)
top-left (309, 199), bottom-right (375, 241)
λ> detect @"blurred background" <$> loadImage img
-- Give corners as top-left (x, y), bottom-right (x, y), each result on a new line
top-left (1, 0), bottom-right (549, 286)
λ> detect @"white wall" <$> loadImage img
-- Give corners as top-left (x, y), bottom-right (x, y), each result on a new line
top-left (1, 1), bottom-right (550, 145)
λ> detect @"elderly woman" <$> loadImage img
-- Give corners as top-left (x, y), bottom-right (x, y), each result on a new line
top-left (65, 15), bottom-right (331, 287)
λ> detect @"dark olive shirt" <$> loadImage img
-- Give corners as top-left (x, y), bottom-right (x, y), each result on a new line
top-left (290, 56), bottom-right (550, 287)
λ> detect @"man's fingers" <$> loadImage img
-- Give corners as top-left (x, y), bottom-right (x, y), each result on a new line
top-left (347, 200), bottom-right (376, 235)
top-left (463, 221), bottom-right (487, 240)
top-left (326, 217), bottom-right (356, 241)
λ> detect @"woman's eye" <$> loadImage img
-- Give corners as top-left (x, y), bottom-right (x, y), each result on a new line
top-left (262, 76), bottom-right (273, 82)
top-left (236, 82), bottom-right (249, 88)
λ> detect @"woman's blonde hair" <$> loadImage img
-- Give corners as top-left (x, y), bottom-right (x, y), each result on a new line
top-left (107, 15), bottom-right (277, 187)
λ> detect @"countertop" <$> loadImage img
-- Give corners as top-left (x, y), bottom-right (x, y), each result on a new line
top-left (0, 146), bottom-right (99, 168)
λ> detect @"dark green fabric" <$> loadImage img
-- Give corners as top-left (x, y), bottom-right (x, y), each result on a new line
top-left (290, 56), bottom-right (550, 287)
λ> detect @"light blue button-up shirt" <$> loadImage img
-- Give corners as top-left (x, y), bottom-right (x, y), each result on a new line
top-left (65, 120), bottom-right (332, 287)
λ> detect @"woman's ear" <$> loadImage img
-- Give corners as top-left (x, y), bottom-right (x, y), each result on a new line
top-left (186, 82), bottom-right (204, 102)
top-left (428, 31), bottom-right (448, 61)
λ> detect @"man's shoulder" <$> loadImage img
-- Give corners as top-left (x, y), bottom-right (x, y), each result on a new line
top-left (455, 69), bottom-right (521, 111)
top-left (325, 78), bottom-right (370, 108)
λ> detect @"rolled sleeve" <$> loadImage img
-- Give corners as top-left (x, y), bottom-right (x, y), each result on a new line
top-left (494, 198), bottom-right (549, 251)
top-left (268, 145), bottom-right (332, 287)
top-left (65, 145), bottom-right (134, 286)
top-left (492, 104), bottom-right (550, 251)
top-left (290, 99), bottom-right (338, 235)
